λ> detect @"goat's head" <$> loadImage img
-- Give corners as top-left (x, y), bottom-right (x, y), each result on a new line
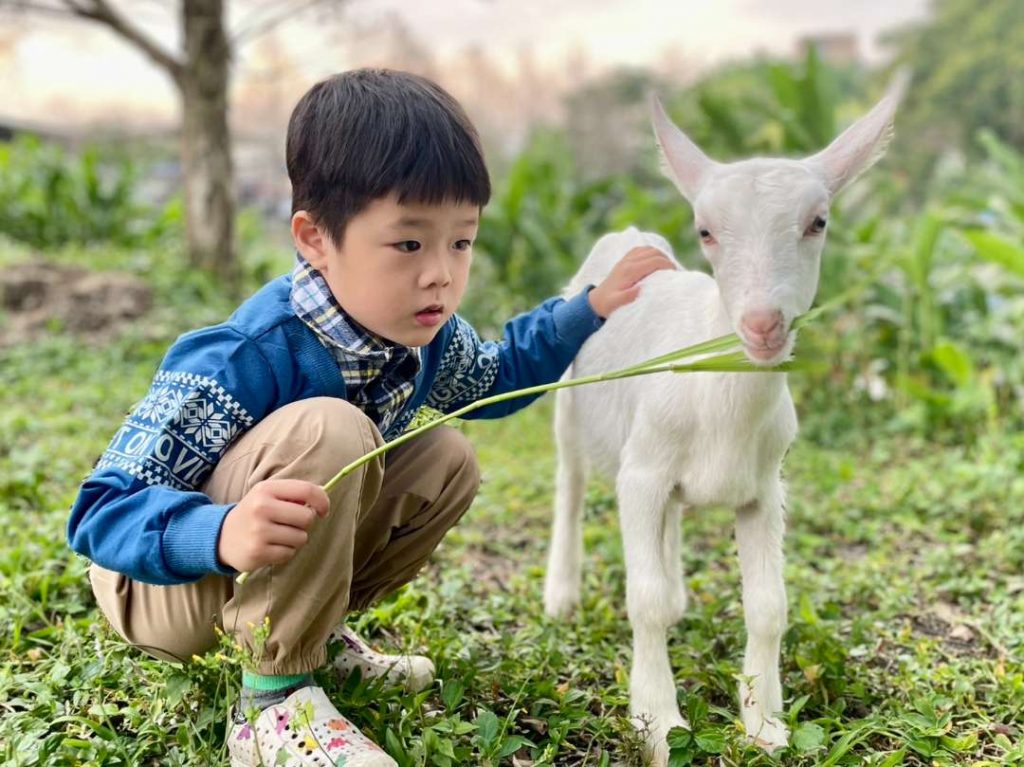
top-left (651, 75), bottom-right (906, 366)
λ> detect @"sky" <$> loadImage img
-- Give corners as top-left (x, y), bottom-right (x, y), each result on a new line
top-left (0, 0), bottom-right (931, 125)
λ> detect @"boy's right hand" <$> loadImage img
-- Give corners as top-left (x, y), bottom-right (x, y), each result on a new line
top-left (587, 245), bottom-right (677, 319)
top-left (217, 479), bottom-right (330, 573)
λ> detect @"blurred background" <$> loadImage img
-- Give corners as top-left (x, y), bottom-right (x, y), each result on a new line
top-left (2, 3), bottom-right (1024, 764)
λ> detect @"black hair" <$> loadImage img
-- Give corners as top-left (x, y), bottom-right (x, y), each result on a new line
top-left (286, 68), bottom-right (491, 244)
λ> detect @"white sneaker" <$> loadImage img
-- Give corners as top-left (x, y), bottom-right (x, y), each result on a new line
top-left (329, 625), bottom-right (435, 693)
top-left (227, 685), bottom-right (396, 767)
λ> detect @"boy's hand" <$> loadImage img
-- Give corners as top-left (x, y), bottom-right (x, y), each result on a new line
top-left (217, 479), bottom-right (330, 573)
top-left (587, 246), bottom-right (677, 319)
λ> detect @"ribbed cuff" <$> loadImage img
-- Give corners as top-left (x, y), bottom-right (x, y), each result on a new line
top-left (552, 286), bottom-right (605, 348)
top-left (162, 501), bottom-right (237, 579)
top-left (242, 672), bottom-right (314, 692)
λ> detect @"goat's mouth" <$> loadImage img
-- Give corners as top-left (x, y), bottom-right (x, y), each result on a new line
top-left (741, 335), bottom-right (792, 366)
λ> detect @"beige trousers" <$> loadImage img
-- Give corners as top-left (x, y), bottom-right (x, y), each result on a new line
top-left (89, 397), bottom-right (480, 675)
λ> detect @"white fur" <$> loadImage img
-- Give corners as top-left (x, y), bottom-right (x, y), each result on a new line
top-left (543, 78), bottom-right (904, 765)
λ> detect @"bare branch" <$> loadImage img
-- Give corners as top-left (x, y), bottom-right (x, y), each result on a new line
top-left (1, 1), bottom-right (79, 18)
top-left (231, 0), bottom-right (343, 47)
top-left (57, 0), bottom-right (185, 83)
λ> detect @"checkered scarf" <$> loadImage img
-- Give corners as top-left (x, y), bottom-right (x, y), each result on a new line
top-left (289, 254), bottom-right (421, 438)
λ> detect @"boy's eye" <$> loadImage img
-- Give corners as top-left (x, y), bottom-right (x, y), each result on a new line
top-left (394, 241), bottom-right (421, 253)
top-left (453, 239), bottom-right (473, 251)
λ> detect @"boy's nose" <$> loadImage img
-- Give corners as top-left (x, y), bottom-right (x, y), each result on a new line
top-left (421, 251), bottom-right (452, 287)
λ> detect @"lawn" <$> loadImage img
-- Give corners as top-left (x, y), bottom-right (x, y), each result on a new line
top-left (1, 286), bottom-right (1023, 766)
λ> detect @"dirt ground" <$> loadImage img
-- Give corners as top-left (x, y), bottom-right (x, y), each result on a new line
top-left (0, 262), bottom-right (152, 346)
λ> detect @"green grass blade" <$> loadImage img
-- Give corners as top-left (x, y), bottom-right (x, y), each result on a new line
top-left (618, 332), bottom-right (742, 373)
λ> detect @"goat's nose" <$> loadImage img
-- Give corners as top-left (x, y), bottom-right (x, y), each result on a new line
top-left (740, 309), bottom-right (783, 339)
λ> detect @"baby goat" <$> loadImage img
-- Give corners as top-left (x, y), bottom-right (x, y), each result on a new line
top-left (543, 80), bottom-right (904, 764)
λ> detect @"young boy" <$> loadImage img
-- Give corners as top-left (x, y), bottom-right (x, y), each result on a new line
top-left (68, 68), bottom-right (673, 766)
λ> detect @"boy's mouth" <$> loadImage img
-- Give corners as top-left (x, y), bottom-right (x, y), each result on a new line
top-left (414, 304), bottom-right (445, 327)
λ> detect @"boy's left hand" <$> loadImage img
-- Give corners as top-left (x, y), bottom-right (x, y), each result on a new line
top-left (587, 246), bottom-right (677, 319)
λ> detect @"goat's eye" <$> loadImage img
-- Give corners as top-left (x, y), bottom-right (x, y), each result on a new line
top-left (698, 228), bottom-right (715, 245)
top-left (805, 216), bottom-right (827, 236)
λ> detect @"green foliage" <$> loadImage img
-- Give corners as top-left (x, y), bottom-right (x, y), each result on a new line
top-left (791, 127), bottom-right (1024, 443)
top-left (884, 0), bottom-right (1024, 184)
top-left (665, 47), bottom-right (862, 160)
top-left (0, 135), bottom-right (175, 249)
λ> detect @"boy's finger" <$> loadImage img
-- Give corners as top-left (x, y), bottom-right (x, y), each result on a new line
top-left (266, 523), bottom-right (308, 549)
top-left (309, 487), bottom-right (331, 517)
top-left (624, 256), bottom-right (676, 285)
top-left (268, 500), bottom-right (319, 530)
top-left (629, 246), bottom-right (671, 260)
top-left (638, 249), bottom-right (674, 265)
top-left (264, 478), bottom-right (330, 517)
top-left (264, 543), bottom-right (297, 566)
top-left (621, 247), bottom-right (659, 265)
top-left (622, 250), bottom-right (673, 273)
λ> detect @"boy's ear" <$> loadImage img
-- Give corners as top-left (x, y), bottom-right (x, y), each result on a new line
top-left (291, 211), bottom-right (333, 273)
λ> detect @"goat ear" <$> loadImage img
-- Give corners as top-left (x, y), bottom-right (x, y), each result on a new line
top-left (650, 94), bottom-right (715, 203)
top-left (806, 70), bottom-right (909, 197)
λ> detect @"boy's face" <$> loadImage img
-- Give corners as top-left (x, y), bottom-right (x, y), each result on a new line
top-left (293, 192), bottom-right (479, 347)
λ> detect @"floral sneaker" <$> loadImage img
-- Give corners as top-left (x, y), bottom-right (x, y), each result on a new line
top-left (228, 685), bottom-right (396, 767)
top-left (329, 625), bottom-right (435, 693)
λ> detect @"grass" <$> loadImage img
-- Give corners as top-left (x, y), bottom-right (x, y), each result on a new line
top-left (1, 260), bottom-right (1023, 766)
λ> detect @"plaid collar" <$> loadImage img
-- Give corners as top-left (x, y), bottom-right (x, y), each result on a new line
top-left (289, 254), bottom-right (421, 437)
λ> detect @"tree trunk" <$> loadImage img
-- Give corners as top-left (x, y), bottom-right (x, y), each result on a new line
top-left (180, 0), bottom-right (238, 293)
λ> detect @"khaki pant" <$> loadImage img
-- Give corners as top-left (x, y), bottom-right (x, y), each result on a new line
top-left (89, 397), bottom-right (480, 675)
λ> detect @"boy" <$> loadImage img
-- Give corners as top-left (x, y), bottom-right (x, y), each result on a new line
top-left (68, 68), bottom-right (673, 766)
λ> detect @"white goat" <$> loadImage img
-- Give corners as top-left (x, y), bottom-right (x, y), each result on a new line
top-left (543, 80), bottom-right (904, 764)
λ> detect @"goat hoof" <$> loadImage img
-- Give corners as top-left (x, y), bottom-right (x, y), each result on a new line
top-left (745, 716), bottom-right (789, 752)
top-left (633, 711), bottom-right (687, 767)
top-left (647, 739), bottom-right (670, 767)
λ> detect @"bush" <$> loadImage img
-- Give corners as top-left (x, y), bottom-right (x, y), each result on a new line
top-left (0, 135), bottom-right (172, 249)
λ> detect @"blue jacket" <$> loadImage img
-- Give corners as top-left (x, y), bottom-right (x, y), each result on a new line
top-left (67, 274), bottom-right (603, 585)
